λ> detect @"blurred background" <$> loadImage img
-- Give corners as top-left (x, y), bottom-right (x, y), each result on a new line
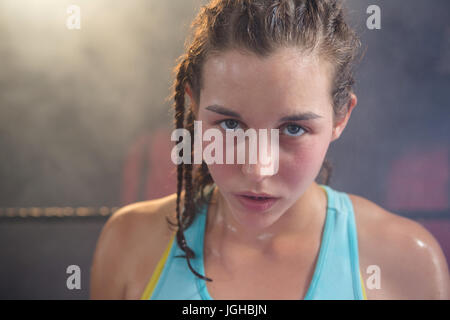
top-left (0, 0), bottom-right (448, 299)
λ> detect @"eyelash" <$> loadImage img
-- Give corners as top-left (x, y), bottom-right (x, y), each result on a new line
top-left (214, 119), bottom-right (308, 137)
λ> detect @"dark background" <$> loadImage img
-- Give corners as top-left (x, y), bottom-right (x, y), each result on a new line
top-left (0, 0), bottom-right (448, 299)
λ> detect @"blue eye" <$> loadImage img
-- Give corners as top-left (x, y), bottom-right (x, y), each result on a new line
top-left (282, 124), bottom-right (306, 137)
top-left (216, 120), bottom-right (306, 137)
top-left (219, 119), bottom-right (241, 131)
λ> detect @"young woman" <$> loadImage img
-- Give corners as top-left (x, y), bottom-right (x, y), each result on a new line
top-left (90, 0), bottom-right (450, 300)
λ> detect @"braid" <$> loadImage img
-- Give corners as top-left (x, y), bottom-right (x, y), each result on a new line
top-left (166, 57), bottom-right (187, 231)
top-left (318, 158), bottom-right (333, 185)
top-left (166, 57), bottom-right (213, 282)
top-left (167, 0), bottom-right (361, 282)
top-left (176, 107), bottom-right (212, 281)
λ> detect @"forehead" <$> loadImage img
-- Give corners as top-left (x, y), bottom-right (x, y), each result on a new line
top-left (200, 47), bottom-right (333, 113)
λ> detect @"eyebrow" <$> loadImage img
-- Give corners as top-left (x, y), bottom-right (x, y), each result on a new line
top-left (205, 104), bottom-right (323, 122)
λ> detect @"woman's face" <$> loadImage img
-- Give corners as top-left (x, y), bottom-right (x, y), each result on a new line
top-left (189, 47), bottom-right (351, 231)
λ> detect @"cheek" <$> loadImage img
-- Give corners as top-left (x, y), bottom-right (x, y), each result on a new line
top-left (200, 122), bottom-right (237, 186)
top-left (278, 139), bottom-right (329, 187)
top-left (207, 162), bottom-right (235, 185)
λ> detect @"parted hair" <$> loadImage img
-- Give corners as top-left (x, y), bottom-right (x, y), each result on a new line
top-left (165, 0), bottom-right (361, 282)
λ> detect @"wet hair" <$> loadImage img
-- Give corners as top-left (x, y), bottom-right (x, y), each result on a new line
top-left (166, 0), bottom-right (361, 282)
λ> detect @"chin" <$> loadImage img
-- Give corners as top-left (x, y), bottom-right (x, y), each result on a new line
top-left (222, 191), bottom-right (285, 230)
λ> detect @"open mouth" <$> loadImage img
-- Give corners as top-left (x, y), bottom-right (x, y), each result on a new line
top-left (235, 194), bottom-right (279, 212)
top-left (242, 195), bottom-right (272, 200)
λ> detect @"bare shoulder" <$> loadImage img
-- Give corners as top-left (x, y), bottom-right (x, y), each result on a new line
top-left (90, 191), bottom-right (183, 299)
top-left (348, 193), bottom-right (450, 300)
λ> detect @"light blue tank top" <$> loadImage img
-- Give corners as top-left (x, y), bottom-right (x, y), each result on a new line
top-left (141, 184), bottom-right (367, 300)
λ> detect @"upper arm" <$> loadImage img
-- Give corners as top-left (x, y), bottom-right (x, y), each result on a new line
top-left (89, 195), bottom-right (178, 300)
top-left (90, 205), bottom-right (139, 300)
top-left (379, 214), bottom-right (450, 299)
top-left (350, 194), bottom-right (449, 300)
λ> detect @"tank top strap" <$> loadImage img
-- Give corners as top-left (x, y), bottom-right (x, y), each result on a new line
top-left (307, 184), bottom-right (365, 299)
top-left (147, 184), bottom-right (215, 299)
top-left (145, 183), bottom-right (366, 300)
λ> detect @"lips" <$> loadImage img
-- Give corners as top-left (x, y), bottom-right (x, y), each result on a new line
top-left (234, 192), bottom-right (279, 212)
top-left (235, 191), bottom-right (279, 200)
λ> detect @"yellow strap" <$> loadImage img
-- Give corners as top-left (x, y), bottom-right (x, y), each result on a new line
top-left (140, 232), bottom-right (176, 300)
top-left (360, 271), bottom-right (368, 300)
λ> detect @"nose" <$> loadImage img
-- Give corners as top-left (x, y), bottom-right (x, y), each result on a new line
top-left (232, 127), bottom-right (279, 181)
top-left (241, 163), bottom-right (269, 183)
top-left (241, 147), bottom-right (277, 182)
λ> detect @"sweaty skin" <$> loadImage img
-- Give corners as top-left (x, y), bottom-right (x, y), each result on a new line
top-left (183, 47), bottom-right (449, 299)
top-left (186, 47), bottom-right (354, 251)
top-left (91, 47), bottom-right (449, 300)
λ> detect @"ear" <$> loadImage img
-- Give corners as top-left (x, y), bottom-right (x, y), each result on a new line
top-left (331, 93), bottom-right (357, 142)
top-left (185, 83), bottom-right (199, 119)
